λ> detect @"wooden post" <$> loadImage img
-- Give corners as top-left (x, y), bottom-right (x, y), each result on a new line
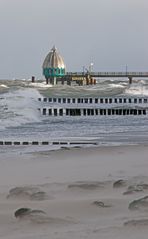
top-left (31, 76), bottom-right (35, 83)
top-left (128, 77), bottom-right (132, 84)
top-left (46, 78), bottom-right (48, 84)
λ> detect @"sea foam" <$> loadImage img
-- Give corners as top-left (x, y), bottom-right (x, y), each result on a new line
top-left (0, 88), bottom-right (42, 130)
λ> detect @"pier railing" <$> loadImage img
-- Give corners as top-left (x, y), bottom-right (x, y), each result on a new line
top-left (66, 72), bottom-right (148, 77)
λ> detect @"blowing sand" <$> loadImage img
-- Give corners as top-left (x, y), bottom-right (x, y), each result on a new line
top-left (0, 144), bottom-right (148, 238)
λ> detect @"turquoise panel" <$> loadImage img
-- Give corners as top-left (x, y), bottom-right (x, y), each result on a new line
top-left (43, 68), bottom-right (65, 77)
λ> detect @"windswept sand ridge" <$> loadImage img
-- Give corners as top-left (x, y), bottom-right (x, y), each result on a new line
top-left (7, 186), bottom-right (53, 201)
top-left (14, 207), bottom-right (76, 225)
top-left (124, 218), bottom-right (148, 226)
top-left (0, 145), bottom-right (148, 238)
top-left (68, 181), bottom-right (107, 190)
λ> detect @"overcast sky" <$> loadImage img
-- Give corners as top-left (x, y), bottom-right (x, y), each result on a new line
top-left (0, 0), bottom-right (148, 79)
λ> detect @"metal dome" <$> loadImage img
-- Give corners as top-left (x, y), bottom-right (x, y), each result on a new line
top-left (42, 46), bottom-right (65, 69)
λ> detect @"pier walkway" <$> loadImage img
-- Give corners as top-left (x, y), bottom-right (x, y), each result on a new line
top-left (66, 72), bottom-right (148, 84)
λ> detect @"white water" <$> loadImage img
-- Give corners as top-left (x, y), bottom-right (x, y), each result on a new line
top-left (27, 82), bottom-right (53, 88)
top-left (0, 79), bottom-right (148, 145)
top-left (0, 88), bottom-right (42, 130)
top-left (0, 84), bottom-right (9, 88)
top-left (125, 83), bottom-right (148, 95)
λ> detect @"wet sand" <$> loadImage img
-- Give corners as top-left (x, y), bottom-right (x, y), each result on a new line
top-left (0, 144), bottom-right (148, 238)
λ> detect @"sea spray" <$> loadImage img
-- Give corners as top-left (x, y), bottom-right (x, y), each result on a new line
top-left (125, 81), bottom-right (148, 96)
top-left (0, 88), bottom-right (42, 130)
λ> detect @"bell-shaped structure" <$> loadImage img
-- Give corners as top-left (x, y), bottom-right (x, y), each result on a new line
top-left (42, 46), bottom-right (66, 84)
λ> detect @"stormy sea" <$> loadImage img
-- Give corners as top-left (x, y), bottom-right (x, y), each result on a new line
top-left (0, 78), bottom-right (148, 147)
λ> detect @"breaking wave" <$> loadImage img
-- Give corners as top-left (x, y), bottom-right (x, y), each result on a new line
top-left (125, 83), bottom-right (148, 96)
top-left (26, 81), bottom-right (53, 89)
top-left (0, 84), bottom-right (9, 89)
top-left (0, 88), bottom-right (42, 130)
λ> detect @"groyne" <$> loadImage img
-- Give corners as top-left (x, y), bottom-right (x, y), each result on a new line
top-left (38, 97), bottom-right (148, 104)
top-left (0, 141), bottom-right (97, 146)
top-left (39, 108), bottom-right (147, 116)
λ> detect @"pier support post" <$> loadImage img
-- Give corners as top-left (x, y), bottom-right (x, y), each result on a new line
top-left (128, 77), bottom-right (132, 84)
top-left (46, 77), bottom-right (49, 84)
top-left (67, 79), bottom-right (71, 85)
top-left (53, 77), bottom-right (57, 85)
top-left (31, 76), bottom-right (35, 83)
top-left (62, 79), bottom-right (64, 85)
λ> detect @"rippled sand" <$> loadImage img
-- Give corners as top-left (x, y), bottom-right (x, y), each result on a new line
top-left (0, 145), bottom-right (148, 238)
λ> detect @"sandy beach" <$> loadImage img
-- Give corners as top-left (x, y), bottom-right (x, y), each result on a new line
top-left (0, 144), bottom-right (148, 239)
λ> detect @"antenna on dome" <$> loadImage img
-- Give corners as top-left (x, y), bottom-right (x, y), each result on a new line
top-left (52, 45), bottom-right (57, 51)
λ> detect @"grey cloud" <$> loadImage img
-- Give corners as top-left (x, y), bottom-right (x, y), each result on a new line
top-left (0, 0), bottom-right (148, 78)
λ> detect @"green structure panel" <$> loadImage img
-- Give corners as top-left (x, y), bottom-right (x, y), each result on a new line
top-left (43, 68), bottom-right (65, 78)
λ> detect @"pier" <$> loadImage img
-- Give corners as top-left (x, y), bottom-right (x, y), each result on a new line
top-left (66, 71), bottom-right (148, 85)
top-left (42, 46), bottom-right (148, 85)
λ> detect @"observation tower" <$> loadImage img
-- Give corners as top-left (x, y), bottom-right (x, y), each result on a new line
top-left (42, 46), bottom-right (66, 85)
